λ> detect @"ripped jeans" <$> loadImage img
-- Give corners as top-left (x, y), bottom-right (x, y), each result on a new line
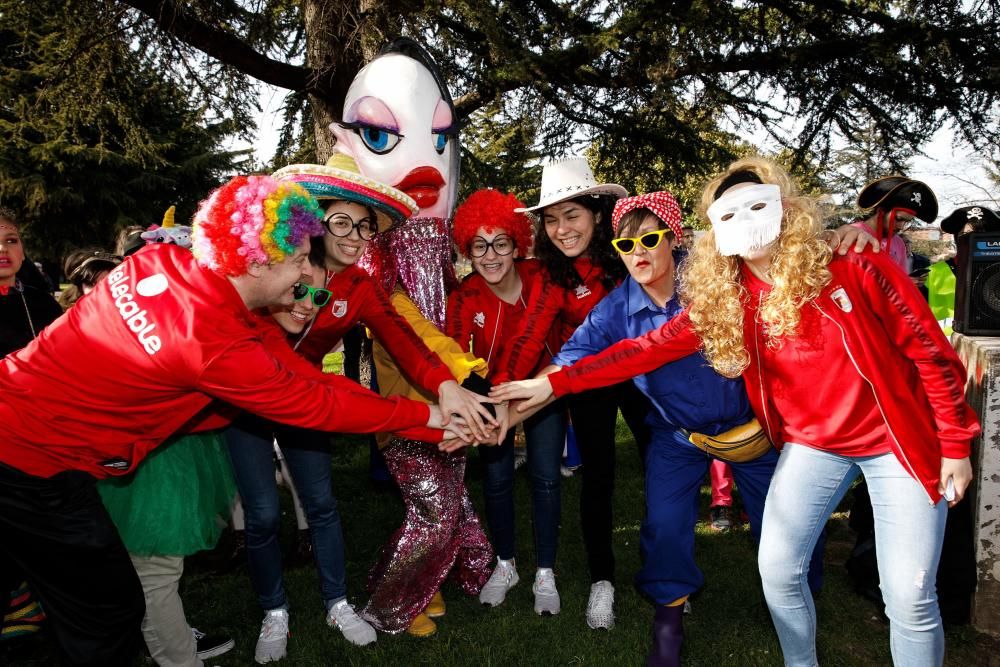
top-left (758, 445), bottom-right (947, 667)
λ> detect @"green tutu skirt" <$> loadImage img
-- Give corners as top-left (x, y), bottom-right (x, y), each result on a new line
top-left (98, 431), bottom-right (236, 557)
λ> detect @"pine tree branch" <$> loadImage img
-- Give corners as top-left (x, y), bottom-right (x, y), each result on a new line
top-left (119, 0), bottom-right (319, 95)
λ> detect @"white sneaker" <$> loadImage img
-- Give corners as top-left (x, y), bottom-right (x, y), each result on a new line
top-left (255, 608), bottom-right (289, 664)
top-left (586, 581), bottom-right (615, 630)
top-left (532, 568), bottom-right (561, 615)
top-left (479, 558), bottom-right (519, 607)
top-left (327, 599), bottom-right (376, 646)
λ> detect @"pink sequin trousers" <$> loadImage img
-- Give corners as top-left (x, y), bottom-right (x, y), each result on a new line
top-left (360, 437), bottom-right (493, 633)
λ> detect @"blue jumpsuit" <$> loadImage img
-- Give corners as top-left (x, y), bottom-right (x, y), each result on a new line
top-left (554, 276), bottom-right (822, 604)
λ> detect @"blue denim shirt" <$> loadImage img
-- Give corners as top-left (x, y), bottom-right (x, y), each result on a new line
top-left (552, 276), bottom-right (752, 436)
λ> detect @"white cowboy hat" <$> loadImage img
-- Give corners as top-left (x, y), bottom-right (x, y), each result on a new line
top-left (516, 157), bottom-right (628, 213)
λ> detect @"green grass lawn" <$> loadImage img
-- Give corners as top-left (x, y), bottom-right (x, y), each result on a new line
top-left (5, 418), bottom-right (994, 665)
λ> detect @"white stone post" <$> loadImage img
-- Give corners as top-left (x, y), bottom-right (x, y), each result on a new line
top-left (953, 334), bottom-right (1000, 637)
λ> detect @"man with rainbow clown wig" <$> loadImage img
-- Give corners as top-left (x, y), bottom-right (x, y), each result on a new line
top-left (0, 175), bottom-right (465, 667)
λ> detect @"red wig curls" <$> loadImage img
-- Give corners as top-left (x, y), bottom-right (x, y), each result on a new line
top-left (452, 189), bottom-right (533, 257)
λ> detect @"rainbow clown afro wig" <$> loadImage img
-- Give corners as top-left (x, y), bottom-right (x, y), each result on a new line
top-left (192, 175), bottom-right (325, 276)
top-left (452, 189), bottom-right (533, 257)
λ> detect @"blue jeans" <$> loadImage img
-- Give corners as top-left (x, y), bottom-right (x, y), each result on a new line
top-left (481, 401), bottom-right (566, 568)
top-left (759, 444), bottom-right (947, 667)
top-left (225, 417), bottom-right (346, 611)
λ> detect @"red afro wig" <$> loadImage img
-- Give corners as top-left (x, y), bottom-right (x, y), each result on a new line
top-left (452, 189), bottom-right (533, 257)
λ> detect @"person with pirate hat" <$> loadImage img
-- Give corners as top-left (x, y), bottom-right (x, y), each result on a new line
top-left (926, 205), bottom-right (1000, 333)
top-left (853, 175), bottom-right (939, 272)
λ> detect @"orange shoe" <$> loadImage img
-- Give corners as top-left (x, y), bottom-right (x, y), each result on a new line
top-left (426, 591), bottom-right (446, 618)
top-left (406, 613), bottom-right (437, 638)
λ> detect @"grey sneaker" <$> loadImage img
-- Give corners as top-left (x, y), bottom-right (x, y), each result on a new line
top-left (532, 568), bottom-right (561, 615)
top-left (327, 600), bottom-right (376, 646)
top-left (710, 505), bottom-right (732, 532)
top-left (479, 558), bottom-right (519, 607)
top-left (586, 580), bottom-right (615, 630)
top-left (254, 608), bottom-right (289, 664)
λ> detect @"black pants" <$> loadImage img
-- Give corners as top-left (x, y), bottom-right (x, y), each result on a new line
top-left (568, 382), bottom-right (652, 584)
top-left (0, 462), bottom-right (144, 666)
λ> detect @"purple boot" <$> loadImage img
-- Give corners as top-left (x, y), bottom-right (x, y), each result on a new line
top-left (647, 604), bottom-right (684, 667)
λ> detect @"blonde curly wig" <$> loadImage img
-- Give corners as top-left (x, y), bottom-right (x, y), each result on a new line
top-left (678, 156), bottom-right (832, 377)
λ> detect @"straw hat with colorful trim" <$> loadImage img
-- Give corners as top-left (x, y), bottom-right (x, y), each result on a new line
top-left (273, 153), bottom-right (419, 231)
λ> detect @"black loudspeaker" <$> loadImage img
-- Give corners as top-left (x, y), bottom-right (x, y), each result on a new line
top-left (954, 231), bottom-right (1000, 336)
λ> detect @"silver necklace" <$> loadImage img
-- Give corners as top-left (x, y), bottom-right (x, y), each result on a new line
top-left (16, 281), bottom-right (37, 338)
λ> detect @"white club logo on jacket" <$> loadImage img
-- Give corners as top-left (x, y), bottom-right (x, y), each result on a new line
top-left (136, 274), bottom-right (169, 297)
top-left (473, 311), bottom-right (485, 328)
top-left (331, 300), bottom-right (348, 318)
top-left (830, 287), bottom-right (853, 313)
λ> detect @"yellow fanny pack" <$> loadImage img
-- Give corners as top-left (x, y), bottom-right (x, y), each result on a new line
top-left (687, 418), bottom-right (773, 463)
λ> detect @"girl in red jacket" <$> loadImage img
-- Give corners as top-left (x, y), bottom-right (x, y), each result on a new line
top-left (446, 189), bottom-right (566, 615)
top-left (495, 156), bottom-right (978, 665)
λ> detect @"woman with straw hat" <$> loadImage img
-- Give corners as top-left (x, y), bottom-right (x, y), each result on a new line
top-left (224, 155), bottom-right (495, 660)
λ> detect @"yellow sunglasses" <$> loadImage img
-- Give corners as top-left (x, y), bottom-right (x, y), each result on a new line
top-left (611, 229), bottom-right (672, 255)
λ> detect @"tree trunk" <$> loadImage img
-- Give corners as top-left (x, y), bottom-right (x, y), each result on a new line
top-left (301, 0), bottom-right (396, 162)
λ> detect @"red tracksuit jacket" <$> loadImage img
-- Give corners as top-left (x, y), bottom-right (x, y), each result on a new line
top-left (0, 244), bottom-right (437, 479)
top-left (549, 250), bottom-right (980, 502)
top-left (493, 256), bottom-right (612, 382)
top-left (445, 259), bottom-right (558, 379)
top-left (292, 264), bottom-right (453, 391)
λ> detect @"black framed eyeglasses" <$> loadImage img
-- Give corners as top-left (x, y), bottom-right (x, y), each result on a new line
top-left (324, 213), bottom-right (378, 240)
top-left (469, 234), bottom-right (515, 258)
top-left (292, 282), bottom-right (333, 307)
top-left (611, 229), bottom-right (672, 255)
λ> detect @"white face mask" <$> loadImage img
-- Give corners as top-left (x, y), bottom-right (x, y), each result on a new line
top-left (707, 184), bottom-right (783, 257)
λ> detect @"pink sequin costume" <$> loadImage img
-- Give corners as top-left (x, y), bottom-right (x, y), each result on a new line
top-left (359, 215), bottom-right (493, 633)
top-left (359, 217), bottom-right (458, 329)
top-left (362, 438), bottom-right (492, 633)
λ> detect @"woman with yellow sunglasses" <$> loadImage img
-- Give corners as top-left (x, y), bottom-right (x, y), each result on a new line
top-left (538, 191), bottom-right (822, 666)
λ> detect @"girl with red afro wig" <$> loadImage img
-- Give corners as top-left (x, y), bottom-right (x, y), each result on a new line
top-left (445, 189), bottom-right (567, 615)
top-left (452, 189), bottom-right (533, 258)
